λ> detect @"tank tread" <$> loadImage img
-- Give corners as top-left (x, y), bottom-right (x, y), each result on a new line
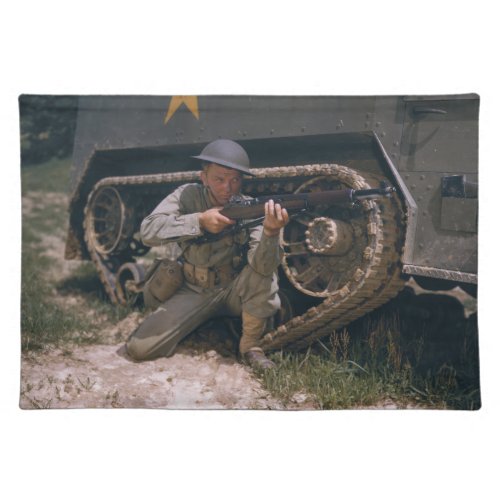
top-left (258, 169), bottom-right (407, 351)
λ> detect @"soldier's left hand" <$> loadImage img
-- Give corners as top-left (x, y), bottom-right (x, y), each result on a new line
top-left (263, 200), bottom-right (289, 237)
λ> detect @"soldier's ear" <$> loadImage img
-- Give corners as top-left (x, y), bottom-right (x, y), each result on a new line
top-left (200, 170), bottom-right (208, 186)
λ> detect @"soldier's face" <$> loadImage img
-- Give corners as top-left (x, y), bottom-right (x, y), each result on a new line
top-left (200, 163), bottom-right (243, 205)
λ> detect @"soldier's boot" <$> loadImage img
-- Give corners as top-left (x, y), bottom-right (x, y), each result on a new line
top-left (240, 311), bottom-right (276, 370)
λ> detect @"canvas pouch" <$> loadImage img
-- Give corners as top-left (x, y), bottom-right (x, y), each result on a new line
top-left (144, 258), bottom-right (184, 303)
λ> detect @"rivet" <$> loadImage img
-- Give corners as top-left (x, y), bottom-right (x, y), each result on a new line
top-left (393, 141), bottom-right (399, 147)
top-left (420, 175), bottom-right (425, 180)
top-left (375, 121), bottom-right (381, 127)
top-left (381, 132), bottom-right (386, 137)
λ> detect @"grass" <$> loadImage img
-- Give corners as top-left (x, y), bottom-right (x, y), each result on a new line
top-left (21, 156), bottom-right (92, 351)
top-left (25, 199), bottom-right (68, 234)
top-left (21, 244), bottom-right (138, 351)
top-left (21, 250), bottom-right (98, 351)
top-left (21, 156), bottom-right (140, 352)
top-left (55, 262), bottom-right (138, 322)
top-left (21, 156), bottom-right (73, 193)
top-left (260, 305), bottom-right (481, 410)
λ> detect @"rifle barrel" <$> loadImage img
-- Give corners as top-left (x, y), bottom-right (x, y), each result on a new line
top-left (219, 186), bottom-right (393, 220)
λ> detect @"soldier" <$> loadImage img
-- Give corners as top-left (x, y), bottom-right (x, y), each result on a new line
top-left (126, 139), bottom-right (289, 370)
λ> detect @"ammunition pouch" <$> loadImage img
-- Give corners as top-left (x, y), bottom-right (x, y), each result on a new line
top-left (183, 262), bottom-right (239, 289)
top-left (144, 258), bottom-right (184, 304)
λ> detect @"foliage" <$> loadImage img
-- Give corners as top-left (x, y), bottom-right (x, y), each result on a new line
top-left (19, 95), bottom-right (78, 166)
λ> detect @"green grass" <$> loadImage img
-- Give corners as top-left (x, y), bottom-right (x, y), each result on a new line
top-left (21, 156), bottom-right (73, 193)
top-left (25, 199), bottom-right (68, 233)
top-left (22, 224), bottom-right (42, 246)
top-left (21, 156), bottom-right (94, 350)
top-left (55, 262), bottom-right (139, 321)
top-left (21, 246), bottom-right (138, 352)
top-left (21, 155), bottom-right (140, 352)
top-left (260, 308), bottom-right (481, 410)
top-left (21, 251), bottom-right (98, 351)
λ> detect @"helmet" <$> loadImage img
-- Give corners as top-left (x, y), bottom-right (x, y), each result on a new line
top-left (192, 139), bottom-right (255, 176)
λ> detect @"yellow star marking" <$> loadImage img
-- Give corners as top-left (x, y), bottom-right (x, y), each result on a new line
top-left (164, 96), bottom-right (200, 124)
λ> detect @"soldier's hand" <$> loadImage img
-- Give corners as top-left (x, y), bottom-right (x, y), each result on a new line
top-left (263, 200), bottom-right (289, 237)
top-left (199, 207), bottom-right (236, 234)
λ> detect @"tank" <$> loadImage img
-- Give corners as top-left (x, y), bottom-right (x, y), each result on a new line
top-left (64, 94), bottom-right (478, 351)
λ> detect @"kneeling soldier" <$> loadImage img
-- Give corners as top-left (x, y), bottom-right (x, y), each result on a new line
top-left (126, 139), bottom-right (289, 370)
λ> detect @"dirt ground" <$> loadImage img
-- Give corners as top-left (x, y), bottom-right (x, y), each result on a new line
top-left (25, 298), bottom-right (428, 409)
top-left (20, 312), bottom-right (319, 410)
top-left (21, 345), bottom-right (304, 410)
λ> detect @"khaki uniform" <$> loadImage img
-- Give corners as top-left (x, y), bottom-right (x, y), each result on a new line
top-left (126, 183), bottom-right (282, 361)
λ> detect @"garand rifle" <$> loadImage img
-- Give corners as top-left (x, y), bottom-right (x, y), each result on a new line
top-left (195, 182), bottom-right (396, 243)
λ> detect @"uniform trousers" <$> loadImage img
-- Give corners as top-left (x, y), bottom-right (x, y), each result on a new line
top-left (126, 264), bottom-right (280, 361)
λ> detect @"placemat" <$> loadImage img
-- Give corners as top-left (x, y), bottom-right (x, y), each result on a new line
top-left (19, 94), bottom-right (480, 410)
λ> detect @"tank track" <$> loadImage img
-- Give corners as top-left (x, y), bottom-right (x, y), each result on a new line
top-left (260, 166), bottom-right (406, 351)
top-left (83, 164), bottom-right (406, 349)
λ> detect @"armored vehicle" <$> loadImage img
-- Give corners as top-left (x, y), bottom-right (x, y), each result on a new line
top-left (64, 95), bottom-right (478, 351)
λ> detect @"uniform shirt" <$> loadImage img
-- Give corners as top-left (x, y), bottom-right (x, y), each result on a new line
top-left (140, 183), bottom-right (282, 277)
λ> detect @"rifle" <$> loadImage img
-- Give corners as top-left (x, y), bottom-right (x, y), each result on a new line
top-left (195, 183), bottom-right (395, 243)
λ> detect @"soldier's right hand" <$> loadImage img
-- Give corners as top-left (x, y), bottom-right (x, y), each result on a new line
top-left (199, 207), bottom-right (236, 234)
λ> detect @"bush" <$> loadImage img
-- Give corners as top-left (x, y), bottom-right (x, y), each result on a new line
top-left (19, 95), bottom-right (78, 166)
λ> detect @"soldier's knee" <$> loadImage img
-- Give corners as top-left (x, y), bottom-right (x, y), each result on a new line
top-left (126, 331), bottom-right (179, 361)
top-left (126, 336), bottom-right (151, 361)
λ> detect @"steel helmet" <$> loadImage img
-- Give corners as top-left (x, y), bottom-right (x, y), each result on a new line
top-left (192, 139), bottom-right (255, 176)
